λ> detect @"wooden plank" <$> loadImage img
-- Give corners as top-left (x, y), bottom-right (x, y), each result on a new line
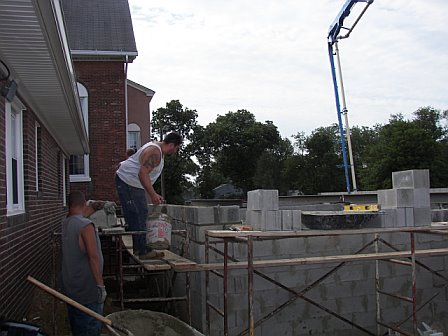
top-left (120, 235), bottom-right (196, 272)
top-left (206, 226), bottom-right (448, 238)
top-left (180, 248), bottom-right (448, 272)
top-left (120, 235), bottom-right (171, 271)
top-left (162, 249), bottom-right (196, 270)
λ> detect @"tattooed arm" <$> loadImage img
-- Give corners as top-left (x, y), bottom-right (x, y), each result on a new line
top-left (138, 145), bottom-right (164, 205)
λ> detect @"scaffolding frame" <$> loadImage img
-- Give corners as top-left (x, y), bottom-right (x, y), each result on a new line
top-left (205, 226), bottom-right (448, 336)
top-left (50, 228), bottom-right (194, 335)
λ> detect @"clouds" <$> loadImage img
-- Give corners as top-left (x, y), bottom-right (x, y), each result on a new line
top-left (127, 0), bottom-right (448, 138)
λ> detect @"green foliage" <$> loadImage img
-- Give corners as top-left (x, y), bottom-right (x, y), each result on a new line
top-left (358, 107), bottom-right (448, 189)
top-left (196, 163), bottom-right (228, 199)
top-left (150, 100), bottom-right (202, 204)
top-left (151, 100), bottom-right (448, 199)
top-left (252, 137), bottom-right (293, 194)
top-left (198, 110), bottom-right (286, 193)
top-left (303, 125), bottom-right (345, 193)
top-left (360, 119), bottom-right (437, 189)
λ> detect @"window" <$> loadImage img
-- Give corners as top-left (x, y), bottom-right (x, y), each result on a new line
top-left (128, 123), bottom-right (141, 150)
top-left (6, 100), bottom-right (25, 215)
top-left (69, 83), bottom-right (90, 182)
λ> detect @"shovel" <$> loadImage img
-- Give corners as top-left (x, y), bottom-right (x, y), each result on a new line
top-left (27, 276), bottom-right (134, 336)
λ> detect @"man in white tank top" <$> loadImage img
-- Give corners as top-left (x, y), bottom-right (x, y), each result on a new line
top-left (115, 132), bottom-right (182, 257)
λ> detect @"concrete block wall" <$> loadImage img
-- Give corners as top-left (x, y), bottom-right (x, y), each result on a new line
top-left (378, 169), bottom-right (432, 227)
top-left (246, 189), bottom-right (302, 231)
top-left (165, 185), bottom-right (447, 335)
top-left (166, 204), bottom-right (242, 332)
top-left (204, 231), bottom-right (448, 335)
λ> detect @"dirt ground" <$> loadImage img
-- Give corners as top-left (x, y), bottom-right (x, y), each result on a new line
top-left (26, 285), bottom-right (121, 336)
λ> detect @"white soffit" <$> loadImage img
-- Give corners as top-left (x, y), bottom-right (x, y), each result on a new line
top-left (0, 0), bottom-right (89, 155)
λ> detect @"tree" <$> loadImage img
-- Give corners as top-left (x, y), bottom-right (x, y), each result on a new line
top-left (252, 138), bottom-right (293, 194)
top-left (151, 100), bottom-right (202, 204)
top-left (412, 106), bottom-right (446, 141)
top-left (350, 125), bottom-right (379, 190)
top-left (412, 106), bottom-right (448, 186)
top-left (199, 110), bottom-right (285, 193)
top-left (196, 163), bottom-right (228, 199)
top-left (360, 107), bottom-right (448, 189)
top-left (360, 119), bottom-right (437, 189)
top-left (303, 125), bottom-right (346, 193)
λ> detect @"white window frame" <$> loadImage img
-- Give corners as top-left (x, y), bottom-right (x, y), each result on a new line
top-left (127, 123), bottom-right (141, 150)
top-left (5, 100), bottom-right (25, 216)
top-left (70, 83), bottom-right (91, 182)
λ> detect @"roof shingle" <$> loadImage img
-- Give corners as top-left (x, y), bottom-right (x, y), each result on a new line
top-left (61, 0), bottom-right (137, 56)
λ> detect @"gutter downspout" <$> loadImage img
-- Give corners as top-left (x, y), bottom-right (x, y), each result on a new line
top-left (124, 55), bottom-right (129, 151)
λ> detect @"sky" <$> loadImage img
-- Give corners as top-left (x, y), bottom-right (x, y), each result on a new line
top-left (127, 0), bottom-right (448, 139)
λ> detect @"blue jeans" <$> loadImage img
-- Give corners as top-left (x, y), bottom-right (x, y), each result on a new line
top-left (115, 174), bottom-right (150, 255)
top-left (67, 302), bottom-right (103, 336)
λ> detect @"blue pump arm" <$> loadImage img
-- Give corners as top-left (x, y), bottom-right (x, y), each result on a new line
top-left (328, 0), bottom-right (374, 44)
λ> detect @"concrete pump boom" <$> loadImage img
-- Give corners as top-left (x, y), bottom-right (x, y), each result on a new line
top-left (327, 0), bottom-right (374, 193)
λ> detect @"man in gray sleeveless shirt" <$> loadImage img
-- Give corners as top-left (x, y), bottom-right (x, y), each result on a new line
top-left (116, 132), bottom-right (182, 257)
top-left (61, 191), bottom-right (106, 336)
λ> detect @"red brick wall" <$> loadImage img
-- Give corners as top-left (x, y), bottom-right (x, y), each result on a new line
top-left (70, 60), bottom-right (127, 201)
top-left (128, 84), bottom-right (152, 145)
top-left (0, 97), bottom-right (67, 320)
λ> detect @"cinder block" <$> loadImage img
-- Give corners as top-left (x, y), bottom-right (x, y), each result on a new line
top-left (185, 206), bottom-right (215, 225)
top-left (292, 210), bottom-right (302, 231)
top-left (264, 210), bottom-right (281, 230)
top-left (414, 207), bottom-right (431, 226)
top-left (166, 204), bottom-right (184, 220)
top-left (351, 311), bottom-right (377, 329)
top-left (281, 210), bottom-right (293, 230)
top-left (247, 189), bottom-right (279, 211)
top-left (392, 169), bottom-right (430, 189)
top-left (280, 210), bottom-right (302, 231)
top-left (378, 189), bottom-right (414, 209)
top-left (338, 295), bottom-right (370, 314)
top-left (246, 209), bottom-right (281, 230)
top-left (214, 206), bottom-right (241, 225)
top-left (380, 209), bottom-right (396, 228)
top-left (336, 264), bottom-right (365, 282)
top-left (405, 207), bottom-right (415, 227)
top-left (395, 207), bottom-right (414, 227)
top-left (378, 189), bottom-right (394, 209)
top-left (412, 189), bottom-right (430, 208)
top-left (89, 207), bottom-right (117, 228)
top-left (246, 210), bottom-right (263, 229)
top-left (397, 189), bottom-right (415, 207)
top-left (381, 208), bottom-right (412, 227)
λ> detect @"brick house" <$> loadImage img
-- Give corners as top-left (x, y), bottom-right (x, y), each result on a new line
top-left (0, 0), bottom-right (141, 320)
top-left (0, 0), bottom-right (89, 319)
top-left (61, 0), bottom-right (139, 201)
top-left (127, 80), bottom-right (155, 151)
